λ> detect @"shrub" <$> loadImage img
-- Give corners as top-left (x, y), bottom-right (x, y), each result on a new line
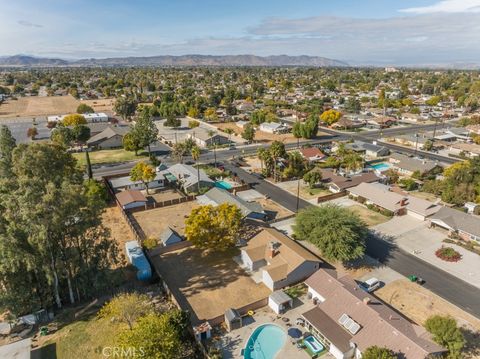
top-left (435, 246), bottom-right (462, 262)
top-left (143, 237), bottom-right (158, 250)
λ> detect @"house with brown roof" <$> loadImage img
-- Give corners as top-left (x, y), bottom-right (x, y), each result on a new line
top-left (302, 270), bottom-right (446, 359)
top-left (389, 153), bottom-right (443, 177)
top-left (430, 207), bottom-right (480, 242)
top-left (319, 169), bottom-right (380, 193)
top-left (240, 228), bottom-right (321, 291)
top-left (115, 190), bottom-right (147, 210)
top-left (299, 147), bottom-right (326, 162)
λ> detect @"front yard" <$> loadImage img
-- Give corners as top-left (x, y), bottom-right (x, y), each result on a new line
top-left (347, 205), bottom-right (390, 227)
top-left (73, 149), bottom-right (148, 166)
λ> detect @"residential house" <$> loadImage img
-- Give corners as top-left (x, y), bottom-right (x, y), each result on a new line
top-left (240, 228), bottom-right (321, 291)
top-left (389, 153), bottom-right (442, 177)
top-left (196, 187), bottom-right (266, 220)
top-left (86, 126), bottom-right (129, 149)
top-left (165, 163), bottom-right (214, 193)
top-left (187, 132), bottom-right (229, 148)
top-left (331, 118), bottom-right (364, 130)
top-left (430, 207), bottom-right (480, 242)
top-left (259, 122), bottom-right (291, 134)
top-left (115, 190), bottom-right (147, 210)
top-left (344, 141), bottom-right (389, 158)
top-left (348, 182), bottom-right (407, 215)
top-left (393, 134), bottom-right (429, 150)
top-left (348, 182), bottom-right (440, 219)
top-left (236, 101), bottom-right (255, 112)
top-left (159, 227), bottom-right (183, 247)
top-left (448, 143), bottom-right (480, 158)
top-left (319, 169), bottom-right (380, 193)
top-left (366, 117), bottom-right (395, 129)
top-left (109, 171), bottom-right (166, 191)
top-left (299, 147), bottom-right (327, 162)
top-left (302, 270), bottom-right (446, 359)
top-left (235, 120), bottom-right (249, 129)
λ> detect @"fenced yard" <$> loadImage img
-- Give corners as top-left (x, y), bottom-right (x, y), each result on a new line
top-left (150, 246), bottom-right (271, 324)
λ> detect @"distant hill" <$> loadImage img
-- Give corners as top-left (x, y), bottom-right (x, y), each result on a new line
top-left (74, 54), bottom-right (349, 67)
top-left (0, 54), bottom-right (348, 67)
top-left (0, 55), bottom-right (68, 66)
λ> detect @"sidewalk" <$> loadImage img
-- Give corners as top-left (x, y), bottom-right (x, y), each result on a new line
top-left (373, 216), bottom-right (480, 289)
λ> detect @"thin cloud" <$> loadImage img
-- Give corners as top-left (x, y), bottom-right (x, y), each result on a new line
top-left (400, 0), bottom-right (480, 14)
top-left (17, 20), bottom-right (43, 28)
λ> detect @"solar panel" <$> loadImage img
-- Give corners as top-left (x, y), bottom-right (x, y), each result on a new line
top-left (344, 318), bottom-right (354, 329)
top-left (349, 322), bottom-right (361, 335)
top-left (338, 313), bottom-right (349, 326)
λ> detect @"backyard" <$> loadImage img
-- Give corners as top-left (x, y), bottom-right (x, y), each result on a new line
top-left (132, 201), bottom-right (199, 237)
top-left (73, 149), bottom-right (148, 166)
top-left (149, 246), bottom-right (271, 324)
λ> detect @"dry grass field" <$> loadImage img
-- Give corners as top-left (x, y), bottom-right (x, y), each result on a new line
top-left (0, 95), bottom-right (80, 118)
top-left (132, 201), bottom-right (199, 238)
top-left (101, 205), bottom-right (135, 262)
top-left (150, 246), bottom-right (270, 324)
top-left (80, 99), bottom-right (115, 113)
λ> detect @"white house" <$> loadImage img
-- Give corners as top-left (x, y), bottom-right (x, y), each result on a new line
top-left (240, 228), bottom-right (321, 291)
top-left (47, 112), bottom-right (108, 123)
top-left (259, 122), bottom-right (291, 134)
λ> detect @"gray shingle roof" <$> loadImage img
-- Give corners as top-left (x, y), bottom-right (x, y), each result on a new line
top-left (87, 126), bottom-right (129, 145)
top-left (390, 153), bottom-right (441, 173)
top-left (431, 207), bottom-right (480, 237)
top-left (196, 187), bottom-right (264, 217)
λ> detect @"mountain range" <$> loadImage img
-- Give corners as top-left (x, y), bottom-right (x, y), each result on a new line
top-left (0, 54), bottom-right (348, 67)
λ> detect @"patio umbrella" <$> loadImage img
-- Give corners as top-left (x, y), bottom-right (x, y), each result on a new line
top-left (288, 327), bottom-right (302, 338)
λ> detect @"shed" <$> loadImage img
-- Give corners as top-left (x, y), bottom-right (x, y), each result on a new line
top-left (159, 227), bottom-right (183, 247)
top-left (224, 308), bottom-right (242, 332)
top-left (268, 291), bottom-right (293, 314)
top-left (116, 190), bottom-right (147, 210)
top-left (193, 321), bottom-right (212, 342)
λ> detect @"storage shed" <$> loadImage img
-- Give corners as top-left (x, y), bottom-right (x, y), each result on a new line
top-left (224, 308), bottom-right (242, 332)
top-left (268, 291), bottom-right (293, 314)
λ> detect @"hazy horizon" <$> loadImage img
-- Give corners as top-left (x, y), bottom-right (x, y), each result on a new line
top-left (1, 0), bottom-right (480, 66)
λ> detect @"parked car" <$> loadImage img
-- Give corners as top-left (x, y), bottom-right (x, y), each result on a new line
top-left (359, 277), bottom-right (381, 293)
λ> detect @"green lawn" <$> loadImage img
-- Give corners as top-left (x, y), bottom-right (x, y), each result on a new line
top-left (40, 310), bottom-right (126, 359)
top-left (348, 205), bottom-right (390, 227)
top-left (73, 149), bottom-right (148, 166)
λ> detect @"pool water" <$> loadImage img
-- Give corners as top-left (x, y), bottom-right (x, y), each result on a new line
top-left (215, 180), bottom-right (233, 190)
top-left (243, 324), bottom-right (286, 359)
top-left (369, 162), bottom-right (391, 172)
top-left (304, 335), bottom-right (324, 354)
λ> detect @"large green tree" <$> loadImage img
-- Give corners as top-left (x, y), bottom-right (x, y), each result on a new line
top-left (114, 97), bottom-right (137, 121)
top-left (0, 125), bottom-right (16, 177)
top-left (0, 143), bottom-right (119, 314)
top-left (424, 315), bottom-right (465, 359)
top-left (293, 204), bottom-right (367, 262)
top-left (185, 203), bottom-right (242, 251)
top-left (362, 346), bottom-right (398, 359)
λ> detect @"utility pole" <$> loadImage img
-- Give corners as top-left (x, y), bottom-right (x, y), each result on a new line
top-left (296, 176), bottom-right (301, 213)
top-left (213, 142), bottom-right (217, 168)
top-left (414, 133), bottom-right (419, 156)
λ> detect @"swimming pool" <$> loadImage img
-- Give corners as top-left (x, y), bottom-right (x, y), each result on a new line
top-left (369, 162), bottom-right (391, 172)
top-left (215, 180), bottom-right (233, 190)
top-left (304, 335), bottom-right (324, 354)
top-left (243, 324), bottom-right (286, 359)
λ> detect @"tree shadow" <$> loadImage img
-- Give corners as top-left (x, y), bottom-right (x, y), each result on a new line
top-left (364, 230), bottom-right (398, 265)
top-left (460, 327), bottom-right (480, 358)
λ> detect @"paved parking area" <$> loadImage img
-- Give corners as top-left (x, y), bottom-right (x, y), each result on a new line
top-left (372, 216), bottom-right (480, 289)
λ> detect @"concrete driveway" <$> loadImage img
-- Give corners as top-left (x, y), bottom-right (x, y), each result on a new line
top-left (372, 216), bottom-right (480, 290)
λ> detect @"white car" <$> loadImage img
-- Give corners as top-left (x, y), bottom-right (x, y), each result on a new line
top-left (359, 277), bottom-right (381, 293)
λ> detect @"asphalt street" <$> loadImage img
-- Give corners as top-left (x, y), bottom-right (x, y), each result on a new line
top-left (226, 163), bottom-right (480, 319)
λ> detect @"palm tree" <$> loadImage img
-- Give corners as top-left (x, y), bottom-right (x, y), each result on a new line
top-left (257, 147), bottom-right (266, 173)
top-left (343, 153), bottom-right (364, 174)
top-left (191, 145), bottom-right (201, 193)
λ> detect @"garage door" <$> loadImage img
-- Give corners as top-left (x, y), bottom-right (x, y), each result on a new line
top-left (407, 210), bottom-right (425, 221)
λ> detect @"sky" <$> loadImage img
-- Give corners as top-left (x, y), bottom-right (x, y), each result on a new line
top-left (1, 0), bottom-right (480, 66)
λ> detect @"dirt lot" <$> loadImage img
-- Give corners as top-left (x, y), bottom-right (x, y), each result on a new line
top-left (150, 246), bottom-right (271, 324)
top-left (80, 99), bottom-right (115, 113)
top-left (348, 205), bottom-right (390, 227)
top-left (147, 188), bottom-right (184, 204)
top-left (133, 201), bottom-right (199, 238)
top-left (0, 95), bottom-right (80, 118)
top-left (376, 279), bottom-right (480, 357)
top-left (276, 179), bottom-right (331, 200)
top-left (257, 197), bottom-right (293, 220)
top-left (214, 122), bottom-right (329, 144)
top-left (101, 205), bottom-right (135, 262)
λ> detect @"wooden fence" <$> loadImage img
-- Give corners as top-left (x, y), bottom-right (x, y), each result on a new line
top-left (316, 190), bottom-right (347, 204)
top-left (127, 194), bottom-right (196, 213)
top-left (148, 240), bottom-right (193, 256)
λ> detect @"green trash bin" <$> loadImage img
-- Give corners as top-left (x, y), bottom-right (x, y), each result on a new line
top-left (40, 326), bottom-right (48, 336)
top-left (408, 275), bottom-right (417, 282)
